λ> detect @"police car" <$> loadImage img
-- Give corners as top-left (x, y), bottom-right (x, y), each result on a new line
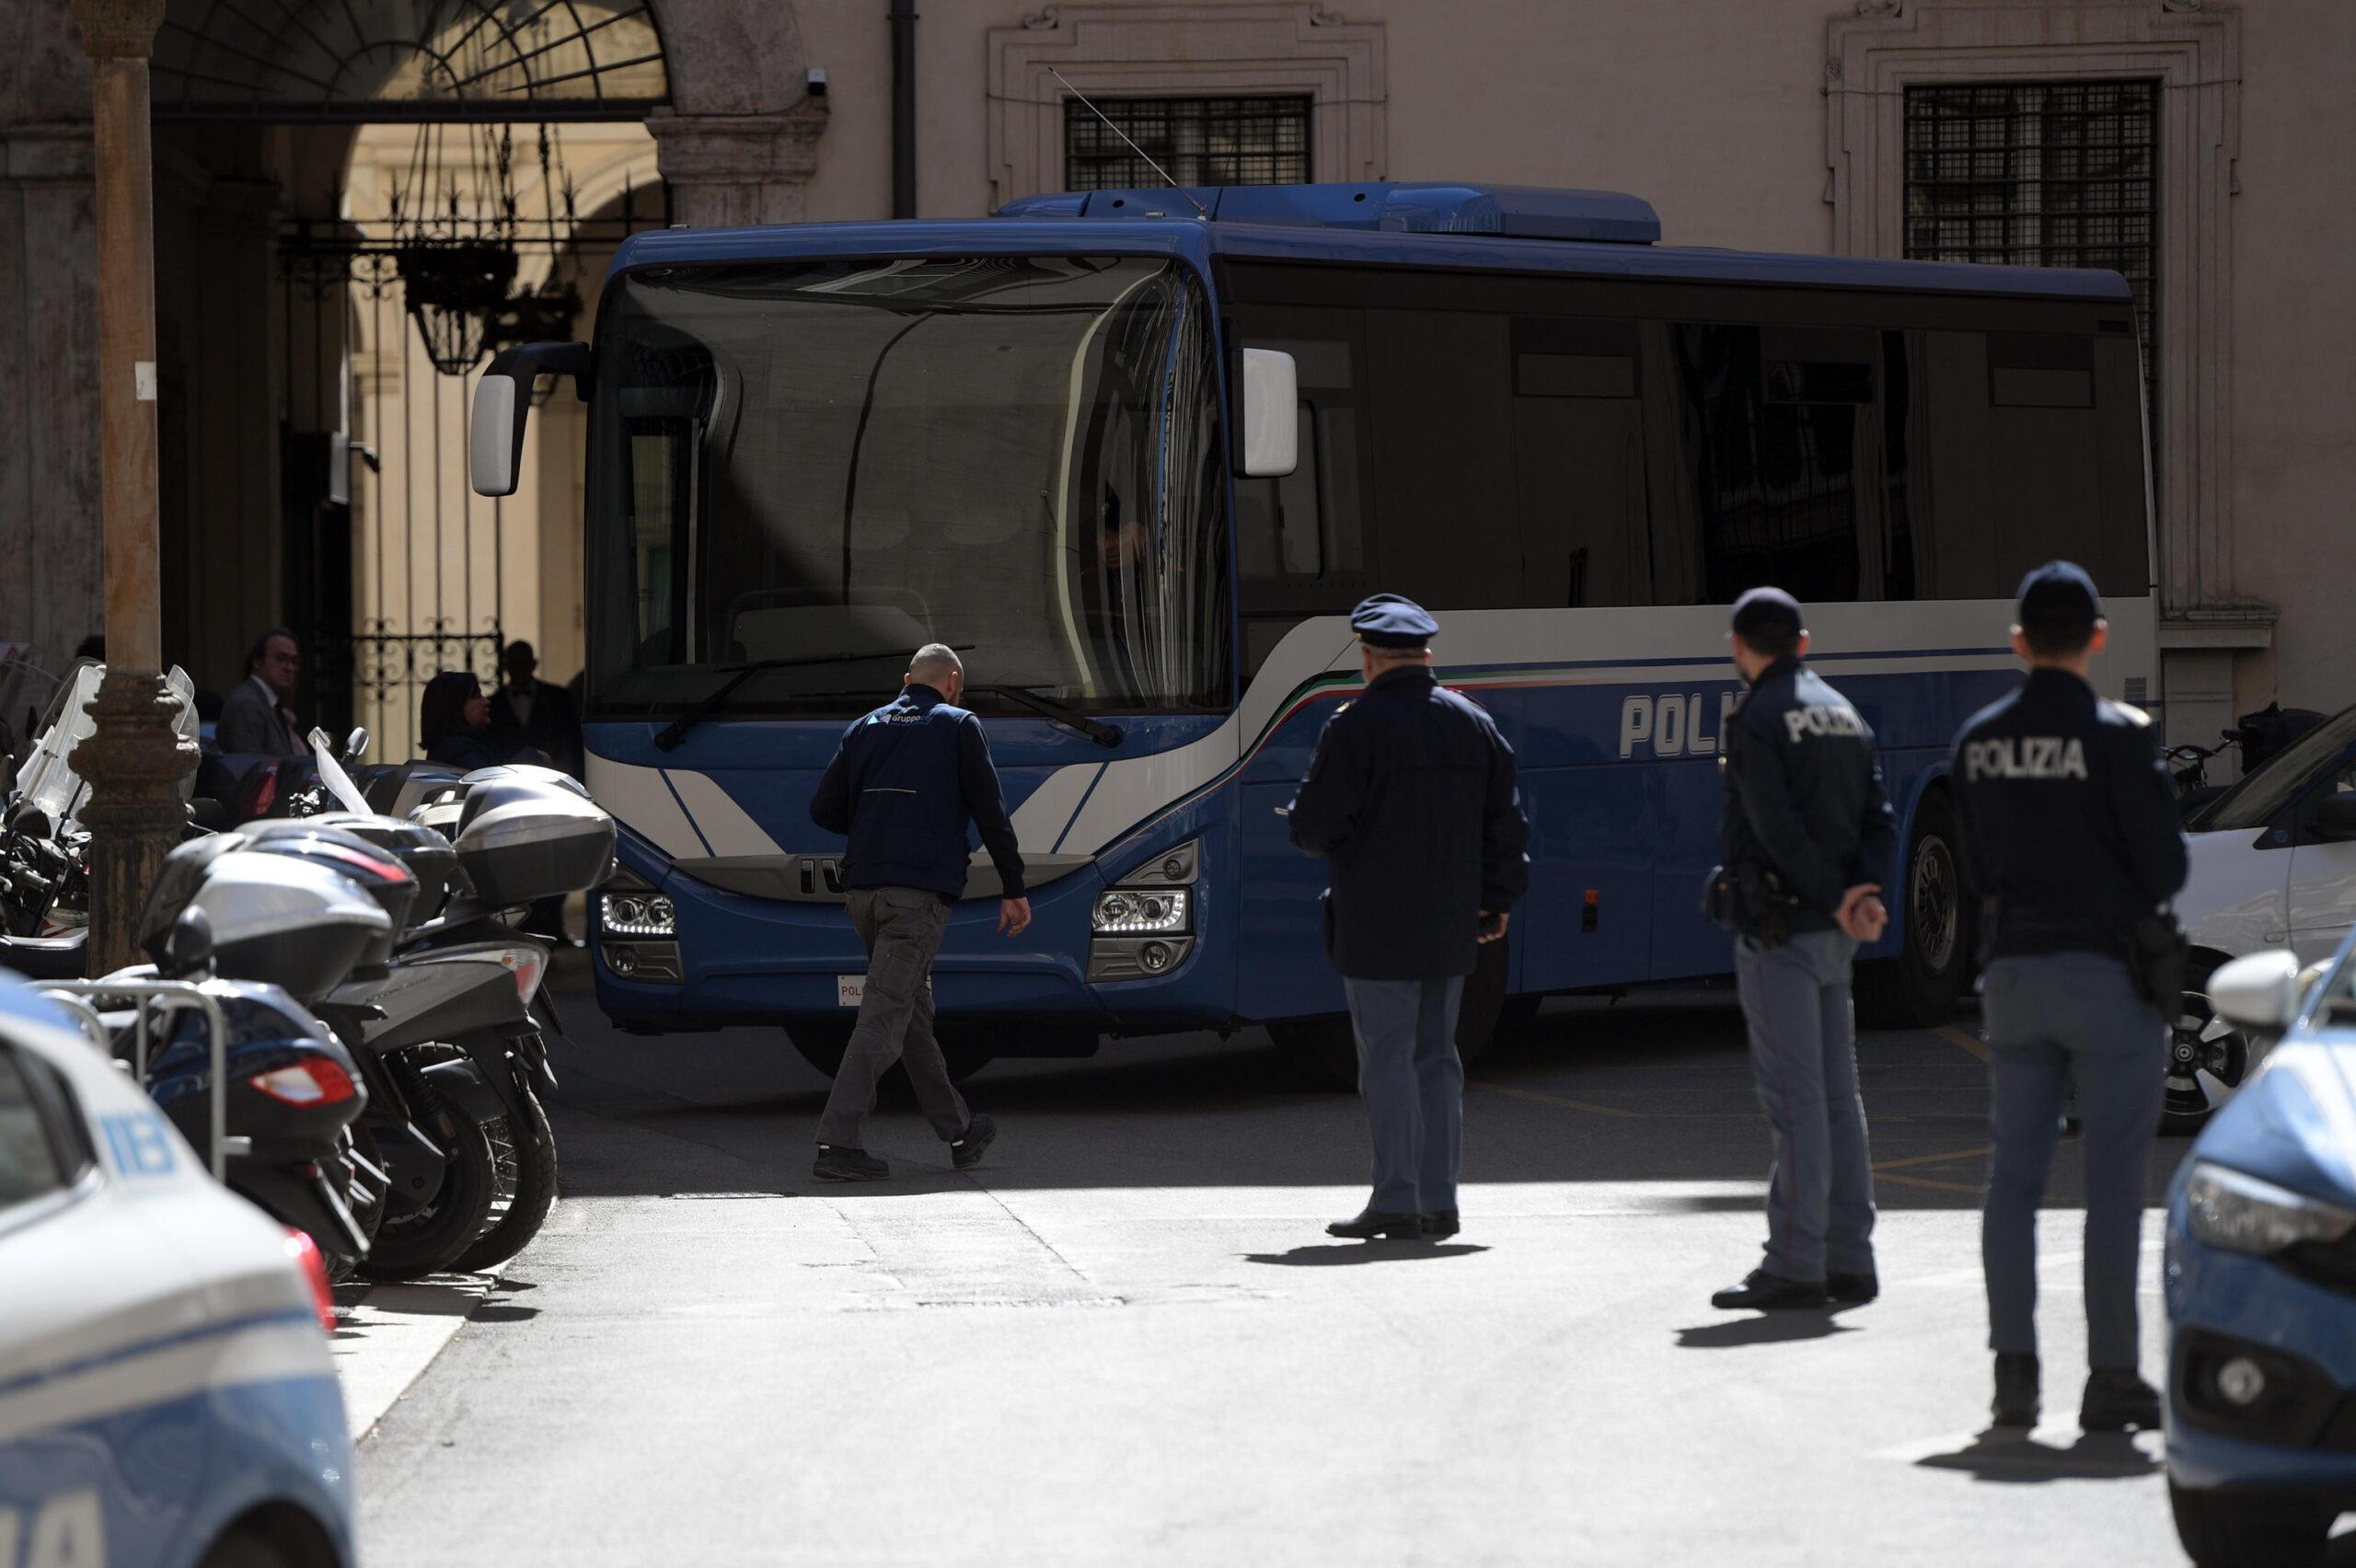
top-left (0, 976), bottom-right (358, 1568)
top-left (2163, 938), bottom-right (2356, 1568)
top-left (2170, 701), bottom-right (2356, 1131)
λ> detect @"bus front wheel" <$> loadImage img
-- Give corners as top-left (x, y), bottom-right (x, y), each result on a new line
top-left (786, 1020), bottom-right (994, 1088)
top-left (1855, 790), bottom-right (1972, 1028)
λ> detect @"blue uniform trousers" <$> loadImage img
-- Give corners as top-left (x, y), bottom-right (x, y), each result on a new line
top-left (1733, 929), bottom-right (1877, 1282)
top-left (1980, 952), bottom-right (2165, 1370)
top-left (1343, 974), bottom-right (1467, 1214)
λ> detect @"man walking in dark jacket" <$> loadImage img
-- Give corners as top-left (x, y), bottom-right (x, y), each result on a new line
top-left (1710, 588), bottom-right (1899, 1311)
top-left (1288, 594), bottom-right (1530, 1241)
top-left (807, 643), bottom-right (1030, 1181)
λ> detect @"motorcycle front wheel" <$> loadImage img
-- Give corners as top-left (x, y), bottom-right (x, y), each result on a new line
top-left (451, 1079), bottom-right (557, 1273)
top-left (359, 1046), bottom-right (499, 1281)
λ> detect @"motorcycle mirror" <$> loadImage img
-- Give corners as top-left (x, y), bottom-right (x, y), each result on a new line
top-left (187, 798), bottom-right (227, 830)
top-left (6, 800), bottom-right (53, 840)
top-left (343, 726), bottom-right (371, 765)
top-left (162, 905), bottom-right (214, 979)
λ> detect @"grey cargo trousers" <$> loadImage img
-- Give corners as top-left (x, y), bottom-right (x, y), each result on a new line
top-left (1980, 952), bottom-right (2165, 1370)
top-left (816, 886), bottom-right (970, 1148)
top-left (1733, 929), bottom-right (1877, 1283)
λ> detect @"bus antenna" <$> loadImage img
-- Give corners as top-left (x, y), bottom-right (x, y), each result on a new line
top-left (1049, 68), bottom-right (1212, 221)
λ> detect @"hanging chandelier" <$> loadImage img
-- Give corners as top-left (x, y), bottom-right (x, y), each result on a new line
top-left (396, 240), bottom-right (518, 375)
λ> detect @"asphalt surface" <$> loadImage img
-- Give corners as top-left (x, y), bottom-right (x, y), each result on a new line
top-left (354, 972), bottom-right (2310, 1566)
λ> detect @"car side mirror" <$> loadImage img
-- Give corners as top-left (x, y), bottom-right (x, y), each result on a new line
top-left (344, 726), bottom-right (371, 765)
top-left (1237, 347), bottom-right (1299, 478)
top-left (2209, 950), bottom-right (2306, 1035)
top-left (471, 341), bottom-right (593, 497)
top-left (2308, 792), bottom-right (2356, 842)
top-left (162, 905), bottom-right (214, 979)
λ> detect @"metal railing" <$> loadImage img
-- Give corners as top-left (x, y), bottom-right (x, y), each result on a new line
top-left (41, 979), bottom-right (246, 1182)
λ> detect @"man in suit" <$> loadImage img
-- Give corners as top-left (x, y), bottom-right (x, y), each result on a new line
top-left (488, 640), bottom-right (583, 777)
top-left (1288, 594), bottom-right (1530, 1241)
top-left (215, 628), bottom-right (305, 758)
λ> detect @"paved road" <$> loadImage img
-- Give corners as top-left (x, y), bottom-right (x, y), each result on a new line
top-left (357, 977), bottom-right (2246, 1566)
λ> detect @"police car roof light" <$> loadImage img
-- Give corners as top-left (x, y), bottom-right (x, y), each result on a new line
top-left (993, 182), bottom-right (1663, 245)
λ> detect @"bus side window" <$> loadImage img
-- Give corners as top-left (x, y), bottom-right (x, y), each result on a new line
top-left (1232, 321), bottom-right (1369, 677)
top-left (1510, 316), bottom-right (1646, 606)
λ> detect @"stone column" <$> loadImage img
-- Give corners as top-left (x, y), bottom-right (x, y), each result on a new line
top-left (70, 0), bottom-right (196, 974)
top-left (646, 103), bottom-right (828, 230)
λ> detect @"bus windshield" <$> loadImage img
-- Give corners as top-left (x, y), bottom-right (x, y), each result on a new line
top-left (585, 255), bottom-right (1230, 720)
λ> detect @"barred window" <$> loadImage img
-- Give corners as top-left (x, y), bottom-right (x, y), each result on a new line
top-left (1064, 96), bottom-right (1311, 191)
top-left (1903, 81), bottom-right (2159, 364)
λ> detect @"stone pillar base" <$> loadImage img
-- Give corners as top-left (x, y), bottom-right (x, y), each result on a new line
top-left (77, 667), bottom-right (197, 972)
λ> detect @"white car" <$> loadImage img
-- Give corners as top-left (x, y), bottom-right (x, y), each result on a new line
top-left (2171, 703), bottom-right (2356, 1130)
top-left (0, 975), bottom-right (358, 1567)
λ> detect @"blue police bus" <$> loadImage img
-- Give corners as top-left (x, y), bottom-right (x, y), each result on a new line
top-left (470, 182), bottom-right (2155, 1083)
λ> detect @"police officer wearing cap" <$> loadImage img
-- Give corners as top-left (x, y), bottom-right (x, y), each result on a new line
top-left (1709, 587), bottom-right (1899, 1311)
top-left (1950, 561), bottom-right (2188, 1432)
top-left (1288, 594), bottom-right (1530, 1241)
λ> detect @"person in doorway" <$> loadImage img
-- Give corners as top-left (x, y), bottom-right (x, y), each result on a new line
top-left (1707, 587), bottom-right (1897, 1312)
top-left (488, 639), bottom-right (583, 778)
top-left (419, 670), bottom-right (497, 770)
top-left (1950, 562), bottom-right (2188, 1432)
top-left (215, 628), bottom-right (306, 757)
top-left (1287, 594), bottom-right (1530, 1242)
top-left (806, 643), bottom-right (1029, 1181)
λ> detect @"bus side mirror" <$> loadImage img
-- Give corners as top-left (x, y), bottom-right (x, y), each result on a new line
top-left (470, 341), bottom-right (593, 498)
top-left (1238, 348), bottom-right (1299, 478)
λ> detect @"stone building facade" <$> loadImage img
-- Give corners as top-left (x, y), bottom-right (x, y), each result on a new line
top-left (2, 0), bottom-right (2348, 753)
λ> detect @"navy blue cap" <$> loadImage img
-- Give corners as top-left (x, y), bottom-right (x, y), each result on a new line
top-left (1730, 586), bottom-right (1804, 644)
top-left (1351, 593), bottom-right (1439, 649)
top-left (2015, 560), bottom-right (2103, 631)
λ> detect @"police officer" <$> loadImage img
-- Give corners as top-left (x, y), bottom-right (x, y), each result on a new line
top-left (1950, 562), bottom-right (2188, 1431)
top-left (1288, 594), bottom-right (1530, 1241)
top-left (1710, 588), bottom-right (1898, 1311)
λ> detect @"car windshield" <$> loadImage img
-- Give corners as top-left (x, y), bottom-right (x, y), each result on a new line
top-left (584, 255), bottom-right (1230, 720)
top-left (2194, 703), bottom-right (2356, 832)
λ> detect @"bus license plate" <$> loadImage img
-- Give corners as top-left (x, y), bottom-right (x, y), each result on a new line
top-left (837, 976), bottom-right (865, 1008)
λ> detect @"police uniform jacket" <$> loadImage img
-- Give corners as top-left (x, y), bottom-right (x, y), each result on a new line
top-left (1949, 667), bottom-right (2188, 959)
top-left (810, 684), bottom-right (1026, 902)
top-left (1287, 666), bottom-right (1530, 980)
top-left (1721, 657), bottom-right (1899, 929)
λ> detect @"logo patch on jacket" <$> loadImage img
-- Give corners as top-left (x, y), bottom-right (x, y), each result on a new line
top-left (1963, 735), bottom-right (2089, 781)
top-left (1782, 704), bottom-right (1867, 744)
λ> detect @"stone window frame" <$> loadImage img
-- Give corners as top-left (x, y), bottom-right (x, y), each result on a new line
top-left (986, 5), bottom-right (1386, 211)
top-left (1825, 1), bottom-right (2253, 631)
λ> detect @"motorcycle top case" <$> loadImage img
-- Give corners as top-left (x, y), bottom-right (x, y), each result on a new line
top-left (144, 839), bottom-right (391, 1004)
top-left (452, 778), bottom-right (616, 907)
top-left (237, 822), bottom-right (421, 972)
top-left (279, 811), bottom-right (460, 923)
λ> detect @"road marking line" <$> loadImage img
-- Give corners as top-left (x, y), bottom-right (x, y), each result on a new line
top-left (1874, 1146), bottom-right (1992, 1172)
top-left (1876, 1172), bottom-right (1983, 1195)
top-left (1480, 1084), bottom-right (1645, 1119)
top-left (1934, 1024), bottom-right (1991, 1062)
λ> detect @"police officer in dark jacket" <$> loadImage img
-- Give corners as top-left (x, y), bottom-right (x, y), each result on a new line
top-left (1288, 594), bottom-right (1530, 1241)
top-left (806, 643), bottom-right (1031, 1182)
top-left (1951, 562), bottom-right (2188, 1432)
top-left (1710, 588), bottom-right (1899, 1311)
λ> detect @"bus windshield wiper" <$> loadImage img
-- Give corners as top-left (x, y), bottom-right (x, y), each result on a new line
top-left (965, 684), bottom-right (1125, 748)
top-left (653, 645), bottom-right (970, 752)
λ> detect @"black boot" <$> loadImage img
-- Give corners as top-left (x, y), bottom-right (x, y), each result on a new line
top-left (1326, 1209), bottom-right (1423, 1240)
top-left (1710, 1270), bottom-right (1828, 1310)
top-left (1419, 1209), bottom-right (1460, 1239)
top-left (950, 1113), bottom-right (997, 1170)
top-left (1992, 1353), bottom-right (2040, 1428)
top-left (1826, 1271), bottom-right (1879, 1305)
top-left (813, 1145), bottom-right (891, 1182)
top-left (2079, 1369), bottom-right (2162, 1432)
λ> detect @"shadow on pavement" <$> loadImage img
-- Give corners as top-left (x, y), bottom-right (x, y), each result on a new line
top-left (1242, 1243), bottom-right (1490, 1266)
top-left (1913, 1428), bottom-right (2161, 1483)
top-left (1673, 1309), bottom-right (1864, 1349)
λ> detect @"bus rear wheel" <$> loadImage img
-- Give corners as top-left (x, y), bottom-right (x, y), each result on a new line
top-left (786, 1020), bottom-right (994, 1088)
top-left (1856, 790), bottom-right (1972, 1028)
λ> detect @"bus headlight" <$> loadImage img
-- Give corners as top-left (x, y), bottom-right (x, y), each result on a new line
top-left (1092, 888), bottom-right (1187, 934)
top-left (602, 893), bottom-right (676, 938)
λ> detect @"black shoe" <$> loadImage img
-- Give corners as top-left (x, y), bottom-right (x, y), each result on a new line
top-left (1992, 1353), bottom-right (2041, 1428)
top-left (1827, 1271), bottom-right (1878, 1305)
top-left (813, 1145), bottom-right (891, 1182)
top-left (1710, 1269), bottom-right (1829, 1310)
top-left (1419, 1209), bottom-right (1460, 1239)
top-left (950, 1113), bottom-right (997, 1171)
top-left (1326, 1209), bottom-right (1423, 1240)
top-left (2079, 1369), bottom-right (2162, 1432)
